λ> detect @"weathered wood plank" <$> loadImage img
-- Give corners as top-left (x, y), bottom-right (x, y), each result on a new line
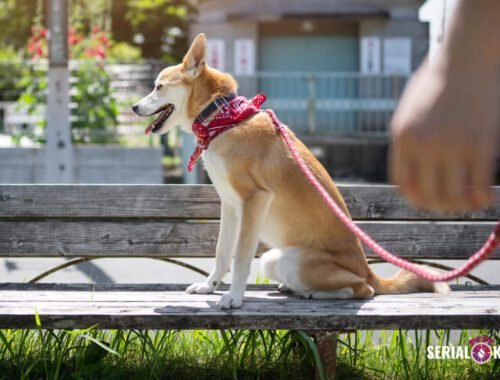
top-left (0, 220), bottom-right (218, 257)
top-left (0, 185), bottom-right (498, 220)
top-left (0, 185), bottom-right (221, 219)
top-left (0, 220), bottom-right (497, 259)
top-left (0, 287), bottom-right (497, 329)
top-left (1, 283), bottom-right (496, 292)
top-left (1, 289), bottom-right (499, 302)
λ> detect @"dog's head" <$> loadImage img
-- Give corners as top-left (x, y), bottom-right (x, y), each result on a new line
top-left (132, 33), bottom-right (237, 135)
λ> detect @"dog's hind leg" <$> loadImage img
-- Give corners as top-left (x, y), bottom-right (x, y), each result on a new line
top-left (261, 247), bottom-right (374, 299)
top-left (299, 249), bottom-right (375, 299)
top-left (260, 247), bottom-right (305, 294)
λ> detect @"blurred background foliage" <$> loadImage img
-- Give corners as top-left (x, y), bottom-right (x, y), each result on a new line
top-left (0, 0), bottom-right (196, 62)
top-left (0, 0), bottom-right (196, 145)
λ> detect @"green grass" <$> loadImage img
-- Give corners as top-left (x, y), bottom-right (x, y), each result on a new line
top-left (0, 329), bottom-right (317, 380)
top-left (0, 327), bottom-right (497, 379)
top-left (336, 329), bottom-right (499, 379)
top-left (161, 155), bottom-right (181, 167)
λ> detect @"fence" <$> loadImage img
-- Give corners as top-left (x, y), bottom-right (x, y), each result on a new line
top-left (0, 60), bottom-right (165, 142)
top-left (236, 72), bottom-right (408, 136)
top-left (0, 61), bottom-right (408, 139)
top-left (0, 146), bottom-right (163, 184)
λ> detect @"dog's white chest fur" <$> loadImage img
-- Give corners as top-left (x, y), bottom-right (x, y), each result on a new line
top-left (202, 147), bottom-right (287, 247)
top-left (202, 148), bottom-right (242, 209)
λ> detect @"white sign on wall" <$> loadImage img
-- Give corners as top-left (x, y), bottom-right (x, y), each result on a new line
top-left (234, 39), bottom-right (255, 75)
top-left (383, 38), bottom-right (412, 75)
top-left (207, 39), bottom-right (225, 71)
top-left (360, 37), bottom-right (381, 74)
top-left (419, 0), bottom-right (459, 61)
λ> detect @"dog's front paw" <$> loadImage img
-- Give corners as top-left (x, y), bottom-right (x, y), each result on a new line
top-left (186, 281), bottom-right (215, 294)
top-left (218, 292), bottom-right (243, 309)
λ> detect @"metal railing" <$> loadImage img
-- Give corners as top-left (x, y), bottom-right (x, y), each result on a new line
top-left (235, 72), bottom-right (409, 137)
top-left (0, 60), bottom-right (165, 141)
top-left (0, 61), bottom-right (409, 138)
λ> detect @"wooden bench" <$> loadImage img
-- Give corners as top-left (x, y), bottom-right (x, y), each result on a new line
top-left (0, 184), bottom-right (498, 377)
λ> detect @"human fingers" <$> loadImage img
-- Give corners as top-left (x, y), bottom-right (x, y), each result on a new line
top-left (438, 153), bottom-right (467, 212)
top-left (390, 136), bottom-right (423, 208)
top-left (411, 145), bottom-right (442, 211)
top-left (464, 146), bottom-right (494, 210)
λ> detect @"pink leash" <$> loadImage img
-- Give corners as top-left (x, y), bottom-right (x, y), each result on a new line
top-left (266, 109), bottom-right (500, 282)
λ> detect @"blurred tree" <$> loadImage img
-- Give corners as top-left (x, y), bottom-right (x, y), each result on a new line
top-left (112, 0), bottom-right (196, 62)
top-left (0, 0), bottom-right (110, 53)
top-left (0, 0), bottom-right (196, 61)
top-left (18, 22), bottom-right (119, 144)
top-left (0, 0), bottom-right (38, 50)
top-left (70, 0), bottom-right (112, 34)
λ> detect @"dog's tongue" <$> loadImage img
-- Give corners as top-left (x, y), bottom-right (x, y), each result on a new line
top-left (144, 106), bottom-right (172, 135)
top-left (144, 111), bottom-right (163, 136)
top-left (145, 123), bottom-right (154, 136)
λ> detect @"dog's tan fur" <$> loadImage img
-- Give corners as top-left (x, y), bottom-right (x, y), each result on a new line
top-left (133, 34), bottom-right (449, 309)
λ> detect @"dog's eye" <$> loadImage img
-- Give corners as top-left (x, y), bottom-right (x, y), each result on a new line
top-left (155, 84), bottom-right (163, 91)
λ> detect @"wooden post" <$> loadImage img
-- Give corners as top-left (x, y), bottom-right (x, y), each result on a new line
top-left (310, 331), bottom-right (338, 380)
top-left (45, 0), bottom-right (74, 183)
top-left (181, 131), bottom-right (200, 184)
top-left (307, 74), bottom-right (316, 135)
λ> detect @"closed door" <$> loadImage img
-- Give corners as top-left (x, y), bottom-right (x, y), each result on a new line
top-left (260, 36), bottom-right (358, 73)
top-left (259, 36), bottom-right (359, 133)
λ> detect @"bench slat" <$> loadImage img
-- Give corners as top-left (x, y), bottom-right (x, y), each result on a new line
top-left (0, 220), bottom-right (497, 259)
top-left (0, 283), bottom-right (496, 292)
top-left (0, 286), bottom-right (496, 301)
top-left (0, 286), bottom-right (497, 330)
top-left (0, 185), bottom-right (498, 220)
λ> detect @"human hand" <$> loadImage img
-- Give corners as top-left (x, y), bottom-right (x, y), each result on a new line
top-left (390, 63), bottom-right (499, 212)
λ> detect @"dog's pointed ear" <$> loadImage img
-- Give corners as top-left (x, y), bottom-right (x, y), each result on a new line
top-left (183, 33), bottom-right (207, 77)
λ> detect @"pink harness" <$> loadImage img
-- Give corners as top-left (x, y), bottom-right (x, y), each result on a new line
top-left (190, 94), bottom-right (500, 282)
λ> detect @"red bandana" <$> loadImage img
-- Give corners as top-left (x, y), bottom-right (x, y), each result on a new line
top-left (188, 93), bottom-right (267, 172)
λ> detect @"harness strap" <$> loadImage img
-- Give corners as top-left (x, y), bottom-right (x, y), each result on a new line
top-left (196, 93), bottom-right (237, 126)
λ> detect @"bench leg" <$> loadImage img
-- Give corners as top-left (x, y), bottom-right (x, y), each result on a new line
top-left (310, 331), bottom-right (338, 380)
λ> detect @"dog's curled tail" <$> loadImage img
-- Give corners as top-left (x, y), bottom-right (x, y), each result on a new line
top-left (367, 266), bottom-right (450, 295)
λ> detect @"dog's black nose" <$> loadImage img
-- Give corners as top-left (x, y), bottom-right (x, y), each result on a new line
top-left (132, 104), bottom-right (139, 114)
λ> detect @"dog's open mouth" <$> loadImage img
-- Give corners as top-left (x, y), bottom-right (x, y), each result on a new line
top-left (145, 104), bottom-right (175, 135)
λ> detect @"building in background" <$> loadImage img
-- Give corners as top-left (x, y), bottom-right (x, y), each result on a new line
top-left (192, 0), bottom-right (427, 76)
top-left (419, 0), bottom-right (458, 60)
top-left (190, 0), bottom-right (429, 181)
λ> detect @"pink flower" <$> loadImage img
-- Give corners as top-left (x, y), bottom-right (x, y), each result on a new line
top-left (96, 45), bottom-right (106, 59)
top-left (27, 41), bottom-right (36, 54)
top-left (84, 47), bottom-right (96, 58)
top-left (68, 34), bottom-right (80, 46)
top-left (35, 46), bottom-right (44, 57)
top-left (98, 33), bottom-right (109, 44)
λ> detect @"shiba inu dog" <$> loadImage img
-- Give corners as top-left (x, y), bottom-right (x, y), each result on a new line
top-left (132, 34), bottom-right (448, 309)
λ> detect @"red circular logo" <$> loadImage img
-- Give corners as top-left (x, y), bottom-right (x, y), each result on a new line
top-left (471, 343), bottom-right (492, 364)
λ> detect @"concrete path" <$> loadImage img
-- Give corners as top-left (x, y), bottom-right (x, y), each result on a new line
top-left (1, 258), bottom-right (497, 286)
